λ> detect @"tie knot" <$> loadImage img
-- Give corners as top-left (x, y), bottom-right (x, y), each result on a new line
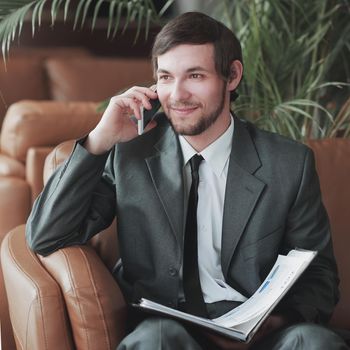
top-left (189, 154), bottom-right (203, 174)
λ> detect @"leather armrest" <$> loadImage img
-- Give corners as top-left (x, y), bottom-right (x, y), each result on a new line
top-left (39, 244), bottom-right (127, 350)
top-left (0, 178), bottom-right (30, 239)
top-left (43, 140), bottom-right (75, 185)
top-left (26, 146), bottom-right (54, 204)
top-left (0, 225), bottom-right (74, 350)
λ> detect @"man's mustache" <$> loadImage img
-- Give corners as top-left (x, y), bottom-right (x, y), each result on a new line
top-left (167, 101), bottom-right (201, 109)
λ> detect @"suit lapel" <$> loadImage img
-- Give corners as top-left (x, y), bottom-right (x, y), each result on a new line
top-left (144, 118), bottom-right (266, 275)
top-left (145, 126), bottom-right (185, 243)
top-left (221, 119), bottom-right (266, 278)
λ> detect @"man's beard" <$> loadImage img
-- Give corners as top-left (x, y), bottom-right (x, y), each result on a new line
top-left (166, 86), bottom-right (226, 136)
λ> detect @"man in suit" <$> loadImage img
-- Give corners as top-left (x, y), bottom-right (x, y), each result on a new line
top-left (26, 12), bottom-right (347, 350)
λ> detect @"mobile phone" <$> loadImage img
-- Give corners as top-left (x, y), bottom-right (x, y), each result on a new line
top-left (138, 97), bottom-right (161, 135)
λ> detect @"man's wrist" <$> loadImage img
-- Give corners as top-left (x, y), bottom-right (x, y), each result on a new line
top-left (83, 129), bottom-right (115, 155)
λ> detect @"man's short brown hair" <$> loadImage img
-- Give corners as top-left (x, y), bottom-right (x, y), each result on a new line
top-left (152, 12), bottom-right (243, 101)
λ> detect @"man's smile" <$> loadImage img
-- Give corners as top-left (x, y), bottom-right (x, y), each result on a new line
top-left (170, 106), bottom-right (199, 115)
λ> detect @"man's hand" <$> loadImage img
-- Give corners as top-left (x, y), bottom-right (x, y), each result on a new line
top-left (84, 86), bottom-right (158, 155)
top-left (204, 314), bottom-right (292, 349)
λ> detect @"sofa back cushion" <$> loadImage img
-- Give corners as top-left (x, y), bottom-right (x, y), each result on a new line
top-left (0, 47), bottom-right (91, 126)
top-left (45, 57), bottom-right (153, 101)
top-left (0, 58), bottom-right (48, 125)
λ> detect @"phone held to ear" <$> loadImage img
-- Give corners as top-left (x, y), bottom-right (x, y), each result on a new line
top-left (137, 97), bottom-right (161, 135)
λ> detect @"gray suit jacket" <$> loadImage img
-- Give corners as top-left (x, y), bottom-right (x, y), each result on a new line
top-left (26, 114), bottom-right (339, 324)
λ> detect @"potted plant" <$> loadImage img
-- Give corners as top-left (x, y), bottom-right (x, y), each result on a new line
top-left (209, 0), bottom-right (350, 140)
top-left (0, 0), bottom-right (349, 140)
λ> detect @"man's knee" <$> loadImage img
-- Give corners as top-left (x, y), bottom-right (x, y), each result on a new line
top-left (117, 317), bottom-right (202, 350)
top-left (272, 323), bottom-right (348, 350)
top-left (158, 317), bottom-right (193, 339)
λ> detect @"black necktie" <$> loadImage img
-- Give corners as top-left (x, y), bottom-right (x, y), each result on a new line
top-left (183, 154), bottom-right (208, 317)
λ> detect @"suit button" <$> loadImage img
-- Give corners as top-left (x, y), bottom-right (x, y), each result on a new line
top-left (168, 266), bottom-right (177, 276)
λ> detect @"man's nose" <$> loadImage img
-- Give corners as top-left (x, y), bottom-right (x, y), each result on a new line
top-left (170, 81), bottom-right (191, 101)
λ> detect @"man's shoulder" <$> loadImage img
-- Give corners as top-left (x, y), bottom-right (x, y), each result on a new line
top-left (242, 119), bottom-right (310, 156)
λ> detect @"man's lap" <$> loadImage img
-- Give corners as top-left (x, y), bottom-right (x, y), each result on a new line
top-left (117, 317), bottom-right (349, 350)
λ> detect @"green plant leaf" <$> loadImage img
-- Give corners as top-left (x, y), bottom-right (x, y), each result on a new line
top-left (122, 1), bottom-right (133, 34)
top-left (145, 7), bottom-right (152, 40)
top-left (73, 0), bottom-right (85, 30)
top-left (158, 0), bottom-right (174, 18)
top-left (134, 4), bottom-right (144, 44)
top-left (112, 1), bottom-right (123, 38)
top-left (0, 1), bottom-right (35, 61)
top-left (81, 0), bottom-right (94, 29)
top-left (63, 0), bottom-right (72, 21)
top-left (51, 0), bottom-right (64, 25)
top-left (107, 0), bottom-right (117, 38)
top-left (91, 0), bottom-right (105, 31)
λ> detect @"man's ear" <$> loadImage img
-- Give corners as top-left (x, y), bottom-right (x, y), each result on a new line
top-left (227, 60), bottom-right (243, 92)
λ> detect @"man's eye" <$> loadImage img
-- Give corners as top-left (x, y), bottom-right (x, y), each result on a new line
top-left (190, 73), bottom-right (202, 79)
top-left (158, 75), bottom-right (170, 80)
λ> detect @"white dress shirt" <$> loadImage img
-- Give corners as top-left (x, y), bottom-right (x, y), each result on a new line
top-left (179, 116), bottom-right (247, 303)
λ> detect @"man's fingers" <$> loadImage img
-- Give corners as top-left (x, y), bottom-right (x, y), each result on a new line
top-left (120, 98), bottom-right (142, 120)
top-left (105, 85), bottom-right (159, 137)
top-left (123, 90), bottom-right (153, 110)
top-left (130, 101), bottom-right (143, 120)
top-left (127, 86), bottom-right (158, 100)
top-left (137, 85), bottom-right (158, 96)
top-left (109, 94), bottom-right (141, 119)
top-left (112, 86), bottom-right (158, 118)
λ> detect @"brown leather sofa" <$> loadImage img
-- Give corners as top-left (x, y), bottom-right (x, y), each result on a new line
top-left (1, 126), bottom-right (350, 348)
top-left (0, 53), bottom-right (153, 349)
top-left (1, 139), bottom-right (126, 350)
top-left (0, 102), bottom-right (103, 350)
top-left (0, 51), bottom-right (153, 238)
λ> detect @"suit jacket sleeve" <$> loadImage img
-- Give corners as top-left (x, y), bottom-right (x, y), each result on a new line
top-left (26, 140), bottom-right (116, 256)
top-left (277, 147), bottom-right (339, 324)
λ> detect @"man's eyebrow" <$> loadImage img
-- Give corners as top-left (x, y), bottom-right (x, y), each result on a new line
top-left (157, 66), bottom-right (209, 74)
top-left (157, 68), bottom-right (171, 74)
top-left (186, 66), bottom-right (209, 73)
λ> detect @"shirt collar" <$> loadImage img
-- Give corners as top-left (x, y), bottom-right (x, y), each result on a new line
top-left (179, 115), bottom-right (234, 177)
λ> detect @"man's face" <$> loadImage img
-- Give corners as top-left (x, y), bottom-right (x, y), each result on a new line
top-left (156, 44), bottom-right (229, 136)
